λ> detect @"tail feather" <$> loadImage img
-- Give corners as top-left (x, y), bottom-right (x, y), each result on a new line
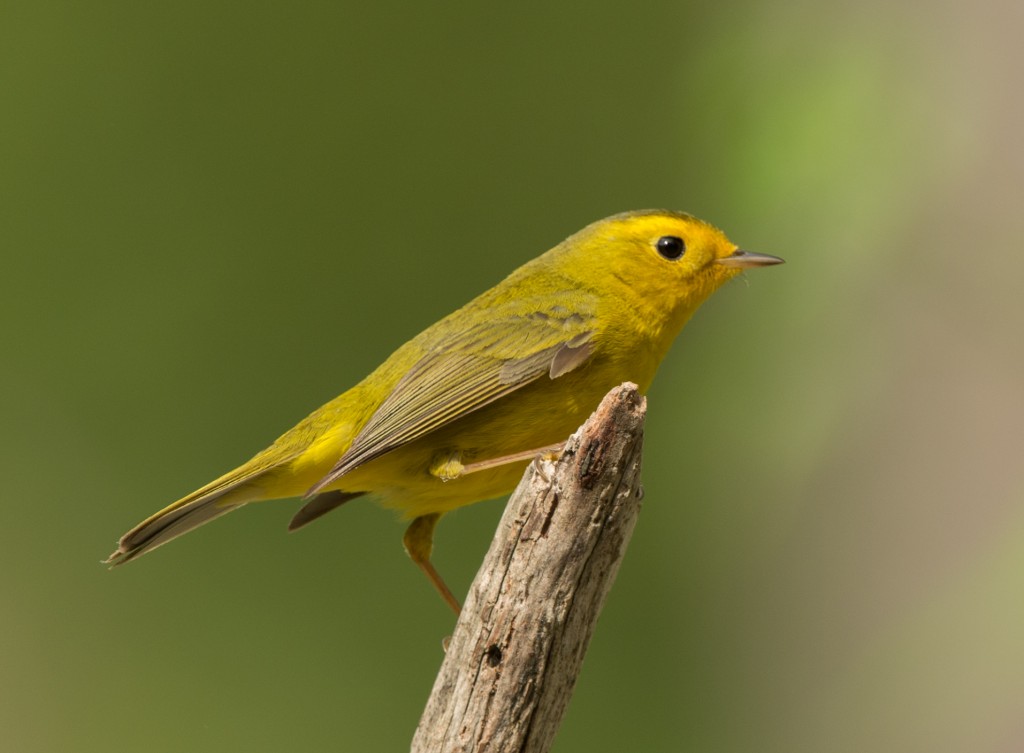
top-left (106, 468), bottom-right (268, 566)
top-left (288, 490), bottom-right (366, 532)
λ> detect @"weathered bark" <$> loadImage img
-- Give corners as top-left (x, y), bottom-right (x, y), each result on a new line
top-left (412, 383), bottom-right (646, 753)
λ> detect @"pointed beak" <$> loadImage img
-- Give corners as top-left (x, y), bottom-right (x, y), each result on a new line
top-left (715, 249), bottom-right (786, 268)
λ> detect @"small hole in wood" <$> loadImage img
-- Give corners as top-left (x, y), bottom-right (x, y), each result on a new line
top-left (485, 644), bottom-right (503, 667)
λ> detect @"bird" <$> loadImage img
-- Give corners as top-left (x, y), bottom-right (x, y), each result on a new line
top-left (106, 209), bottom-right (783, 614)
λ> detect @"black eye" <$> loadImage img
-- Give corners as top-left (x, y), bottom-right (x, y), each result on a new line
top-left (656, 235), bottom-right (685, 260)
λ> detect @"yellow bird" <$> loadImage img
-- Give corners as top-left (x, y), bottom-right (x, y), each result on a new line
top-left (107, 210), bottom-right (782, 613)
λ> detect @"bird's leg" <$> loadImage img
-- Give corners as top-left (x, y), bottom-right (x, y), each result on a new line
top-left (458, 442), bottom-right (565, 476)
top-left (429, 443), bottom-right (565, 482)
top-left (403, 513), bottom-right (461, 616)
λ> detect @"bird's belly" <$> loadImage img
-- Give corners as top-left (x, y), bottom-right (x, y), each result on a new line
top-left (367, 458), bottom-right (532, 519)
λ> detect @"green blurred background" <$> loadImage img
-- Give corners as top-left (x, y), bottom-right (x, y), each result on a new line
top-left (3, 0), bottom-right (1022, 751)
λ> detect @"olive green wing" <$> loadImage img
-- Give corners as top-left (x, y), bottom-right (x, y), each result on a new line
top-left (305, 295), bottom-right (596, 496)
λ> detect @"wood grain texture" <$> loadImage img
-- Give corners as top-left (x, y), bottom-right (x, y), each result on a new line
top-left (412, 383), bottom-right (646, 753)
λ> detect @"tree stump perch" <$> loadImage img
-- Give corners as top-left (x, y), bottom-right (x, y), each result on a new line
top-left (412, 382), bottom-right (647, 753)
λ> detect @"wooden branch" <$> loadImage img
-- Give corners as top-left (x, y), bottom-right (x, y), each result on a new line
top-left (412, 382), bottom-right (647, 753)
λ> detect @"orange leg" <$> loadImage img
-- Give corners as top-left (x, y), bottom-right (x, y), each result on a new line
top-left (403, 513), bottom-right (461, 616)
top-left (458, 442), bottom-right (565, 476)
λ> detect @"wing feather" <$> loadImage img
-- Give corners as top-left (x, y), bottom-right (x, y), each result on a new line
top-left (306, 295), bottom-right (597, 496)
